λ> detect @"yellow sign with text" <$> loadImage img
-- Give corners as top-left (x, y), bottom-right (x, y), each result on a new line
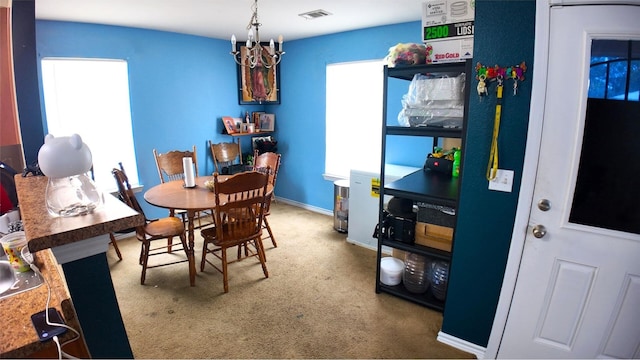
top-left (371, 178), bottom-right (380, 198)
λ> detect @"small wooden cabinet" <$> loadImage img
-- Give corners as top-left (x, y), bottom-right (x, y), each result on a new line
top-left (375, 60), bottom-right (472, 311)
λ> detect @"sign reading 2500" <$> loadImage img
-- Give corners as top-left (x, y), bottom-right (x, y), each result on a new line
top-left (423, 21), bottom-right (474, 42)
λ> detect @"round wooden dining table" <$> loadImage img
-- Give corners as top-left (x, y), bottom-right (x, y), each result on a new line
top-left (143, 175), bottom-right (272, 286)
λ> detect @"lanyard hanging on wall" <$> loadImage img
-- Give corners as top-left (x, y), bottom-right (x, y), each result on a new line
top-left (476, 62), bottom-right (526, 181)
top-left (486, 76), bottom-right (504, 181)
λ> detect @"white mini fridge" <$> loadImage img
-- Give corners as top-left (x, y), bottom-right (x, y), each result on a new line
top-left (347, 164), bottom-right (420, 253)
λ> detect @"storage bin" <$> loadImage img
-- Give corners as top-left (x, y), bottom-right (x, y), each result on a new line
top-left (380, 257), bottom-right (404, 286)
top-left (333, 180), bottom-right (349, 233)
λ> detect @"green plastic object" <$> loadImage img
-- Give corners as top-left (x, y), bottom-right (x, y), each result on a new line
top-left (452, 148), bottom-right (461, 177)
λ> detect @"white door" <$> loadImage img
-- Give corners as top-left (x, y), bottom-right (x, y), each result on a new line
top-left (498, 4), bottom-right (640, 358)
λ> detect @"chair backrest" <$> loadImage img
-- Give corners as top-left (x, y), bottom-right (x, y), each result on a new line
top-left (112, 167), bottom-right (148, 239)
top-left (211, 171), bottom-right (269, 244)
top-left (111, 163), bottom-right (138, 232)
top-left (210, 140), bottom-right (242, 174)
top-left (153, 146), bottom-right (198, 183)
top-left (252, 150), bottom-right (281, 187)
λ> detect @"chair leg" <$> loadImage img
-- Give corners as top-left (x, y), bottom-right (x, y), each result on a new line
top-left (200, 240), bottom-right (208, 271)
top-left (222, 246), bottom-right (229, 293)
top-left (109, 233), bottom-right (123, 260)
top-left (167, 209), bottom-right (177, 253)
top-left (141, 241), bottom-right (150, 285)
top-left (167, 237), bottom-right (174, 254)
top-left (255, 238), bottom-right (269, 279)
top-left (263, 216), bottom-right (277, 247)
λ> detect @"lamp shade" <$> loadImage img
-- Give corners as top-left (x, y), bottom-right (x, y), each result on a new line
top-left (38, 134), bottom-right (93, 179)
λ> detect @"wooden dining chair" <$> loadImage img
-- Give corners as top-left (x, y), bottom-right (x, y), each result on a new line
top-left (200, 171), bottom-right (270, 293)
top-left (153, 146), bottom-right (199, 183)
top-left (153, 146), bottom-right (211, 236)
top-left (251, 149), bottom-right (281, 248)
top-left (112, 167), bottom-right (189, 285)
top-left (209, 139), bottom-right (243, 174)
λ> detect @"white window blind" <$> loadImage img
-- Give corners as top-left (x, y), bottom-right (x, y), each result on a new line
top-left (325, 59), bottom-right (384, 179)
top-left (41, 58), bottom-right (139, 192)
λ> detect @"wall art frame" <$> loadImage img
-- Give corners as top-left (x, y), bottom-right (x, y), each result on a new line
top-left (237, 43), bottom-right (281, 104)
top-left (258, 113), bottom-right (275, 132)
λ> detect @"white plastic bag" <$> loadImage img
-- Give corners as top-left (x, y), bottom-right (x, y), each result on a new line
top-left (397, 73), bottom-right (465, 128)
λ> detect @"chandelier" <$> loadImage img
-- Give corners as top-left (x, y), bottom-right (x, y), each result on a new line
top-left (230, 0), bottom-right (285, 69)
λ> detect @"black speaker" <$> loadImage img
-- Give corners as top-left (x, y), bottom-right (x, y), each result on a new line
top-left (424, 156), bottom-right (453, 175)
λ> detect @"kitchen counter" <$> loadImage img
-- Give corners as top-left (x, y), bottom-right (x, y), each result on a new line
top-left (0, 249), bottom-right (89, 358)
top-left (16, 175), bottom-right (142, 253)
top-left (7, 174), bottom-right (146, 358)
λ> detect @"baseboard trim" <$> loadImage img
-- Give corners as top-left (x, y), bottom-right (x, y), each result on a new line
top-left (275, 197), bottom-right (333, 217)
top-left (437, 331), bottom-right (486, 359)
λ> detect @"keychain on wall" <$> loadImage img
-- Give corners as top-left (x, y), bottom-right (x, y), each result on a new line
top-left (475, 62), bottom-right (526, 96)
top-left (475, 62), bottom-right (527, 180)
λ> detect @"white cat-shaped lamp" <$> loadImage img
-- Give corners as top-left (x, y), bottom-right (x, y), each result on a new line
top-left (37, 134), bottom-right (103, 217)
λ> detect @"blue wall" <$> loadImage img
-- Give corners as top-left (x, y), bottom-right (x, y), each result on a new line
top-left (24, 5), bottom-right (537, 348)
top-left (35, 20), bottom-right (428, 218)
top-left (442, 0), bottom-right (535, 346)
top-left (270, 22), bottom-right (431, 211)
top-left (36, 21), bottom-right (265, 219)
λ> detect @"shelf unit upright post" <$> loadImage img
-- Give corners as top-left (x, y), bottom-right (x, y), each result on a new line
top-left (375, 60), bottom-right (472, 312)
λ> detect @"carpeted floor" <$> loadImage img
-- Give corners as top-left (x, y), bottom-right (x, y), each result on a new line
top-left (107, 201), bottom-right (474, 359)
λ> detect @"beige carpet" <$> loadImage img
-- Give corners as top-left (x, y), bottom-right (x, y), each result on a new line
top-left (107, 202), bottom-right (474, 359)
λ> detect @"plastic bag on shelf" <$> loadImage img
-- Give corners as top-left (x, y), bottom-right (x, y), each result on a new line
top-left (384, 43), bottom-right (428, 67)
top-left (397, 73), bottom-right (466, 128)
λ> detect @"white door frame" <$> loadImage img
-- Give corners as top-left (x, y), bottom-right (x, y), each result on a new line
top-left (485, 0), bottom-right (640, 357)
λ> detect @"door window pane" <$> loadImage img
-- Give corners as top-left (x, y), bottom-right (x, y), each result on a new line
top-left (570, 40), bottom-right (640, 234)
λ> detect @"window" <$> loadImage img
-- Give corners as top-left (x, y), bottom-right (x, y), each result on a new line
top-left (589, 40), bottom-right (640, 101)
top-left (325, 59), bottom-right (384, 180)
top-left (41, 58), bottom-right (139, 192)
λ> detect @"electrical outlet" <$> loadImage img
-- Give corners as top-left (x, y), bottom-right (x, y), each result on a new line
top-left (488, 169), bottom-right (514, 192)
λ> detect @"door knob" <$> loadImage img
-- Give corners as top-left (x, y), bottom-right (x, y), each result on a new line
top-left (532, 224), bottom-right (547, 238)
top-left (538, 199), bottom-right (550, 211)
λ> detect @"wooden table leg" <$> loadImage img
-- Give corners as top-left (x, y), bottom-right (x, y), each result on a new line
top-left (187, 210), bottom-right (196, 286)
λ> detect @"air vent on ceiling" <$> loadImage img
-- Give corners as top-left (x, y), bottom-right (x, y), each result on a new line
top-left (298, 9), bottom-right (332, 20)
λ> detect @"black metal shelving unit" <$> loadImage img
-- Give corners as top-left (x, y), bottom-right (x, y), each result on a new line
top-left (375, 60), bottom-right (472, 311)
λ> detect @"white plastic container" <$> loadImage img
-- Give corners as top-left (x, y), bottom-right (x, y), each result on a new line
top-left (380, 257), bottom-right (404, 286)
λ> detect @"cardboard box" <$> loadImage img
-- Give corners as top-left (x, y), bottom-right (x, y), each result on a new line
top-left (422, 0), bottom-right (475, 63)
top-left (414, 222), bottom-right (454, 252)
top-left (392, 248), bottom-right (406, 261)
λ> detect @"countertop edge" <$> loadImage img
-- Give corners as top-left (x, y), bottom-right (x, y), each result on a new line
top-left (15, 175), bottom-right (144, 253)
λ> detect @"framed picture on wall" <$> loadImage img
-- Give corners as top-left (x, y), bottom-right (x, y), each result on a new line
top-left (252, 111), bottom-right (265, 130)
top-left (259, 113), bottom-right (275, 132)
top-left (222, 116), bottom-right (237, 134)
top-left (222, 116), bottom-right (243, 134)
top-left (237, 44), bottom-right (280, 104)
